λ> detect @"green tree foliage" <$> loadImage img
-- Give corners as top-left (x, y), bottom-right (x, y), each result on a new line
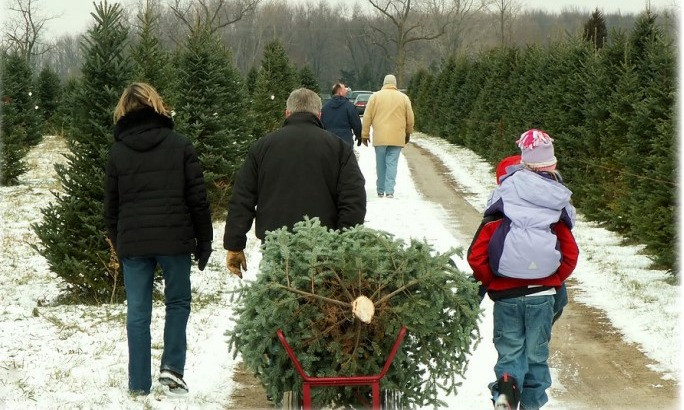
top-left (174, 24), bottom-right (252, 216)
top-left (131, 0), bottom-right (174, 97)
top-left (51, 76), bottom-right (80, 136)
top-left (1, 52), bottom-right (41, 185)
top-left (620, 11), bottom-right (675, 268)
top-left (431, 57), bottom-right (458, 139)
top-left (33, 2), bottom-right (133, 303)
top-left (410, 69), bottom-right (435, 133)
top-left (298, 65), bottom-right (320, 93)
top-left (252, 40), bottom-right (298, 137)
top-left (35, 65), bottom-right (62, 133)
top-left (463, 48), bottom-right (518, 161)
top-left (245, 66), bottom-right (258, 96)
top-left (583, 8), bottom-right (608, 49)
top-left (573, 29), bottom-right (629, 224)
top-left (229, 218), bottom-right (481, 408)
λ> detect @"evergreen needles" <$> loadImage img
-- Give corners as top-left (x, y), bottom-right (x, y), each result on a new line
top-left (228, 218), bottom-right (482, 408)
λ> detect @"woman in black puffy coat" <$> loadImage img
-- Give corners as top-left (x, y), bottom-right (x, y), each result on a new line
top-left (104, 83), bottom-right (212, 396)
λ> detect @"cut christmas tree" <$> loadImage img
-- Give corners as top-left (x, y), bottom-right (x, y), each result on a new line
top-left (228, 218), bottom-right (481, 408)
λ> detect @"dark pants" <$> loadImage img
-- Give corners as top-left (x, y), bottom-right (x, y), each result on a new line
top-left (122, 254), bottom-right (192, 393)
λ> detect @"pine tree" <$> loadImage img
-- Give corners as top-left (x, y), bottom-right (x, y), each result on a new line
top-left (451, 58), bottom-right (486, 147)
top-left (245, 66), bottom-right (258, 96)
top-left (52, 76), bottom-right (80, 136)
top-left (252, 40), bottom-right (298, 137)
top-left (432, 57), bottom-right (457, 138)
top-left (174, 24), bottom-right (252, 215)
top-left (542, 39), bottom-right (591, 188)
top-left (463, 48), bottom-right (518, 161)
top-left (33, 1), bottom-right (134, 303)
top-left (412, 69), bottom-right (435, 133)
top-left (35, 65), bottom-right (62, 133)
top-left (622, 11), bottom-right (675, 269)
top-left (131, 0), bottom-right (174, 97)
top-left (574, 29), bottom-right (628, 220)
top-left (298, 65), bottom-right (320, 93)
top-left (1, 52), bottom-right (41, 185)
top-left (583, 8), bottom-right (608, 49)
top-left (229, 218), bottom-right (481, 408)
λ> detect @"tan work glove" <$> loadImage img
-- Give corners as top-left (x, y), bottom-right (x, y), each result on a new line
top-left (226, 250), bottom-right (247, 278)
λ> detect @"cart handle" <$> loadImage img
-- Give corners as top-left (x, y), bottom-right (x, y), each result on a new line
top-left (276, 326), bottom-right (408, 382)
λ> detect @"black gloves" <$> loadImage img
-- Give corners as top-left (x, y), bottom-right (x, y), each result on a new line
top-left (194, 241), bottom-right (212, 271)
top-left (405, 133), bottom-right (411, 144)
top-left (356, 136), bottom-right (362, 146)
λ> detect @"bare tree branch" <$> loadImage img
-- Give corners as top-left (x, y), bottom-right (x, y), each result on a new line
top-left (4, 0), bottom-right (57, 64)
top-left (170, 0), bottom-right (260, 35)
top-left (366, 0), bottom-right (453, 85)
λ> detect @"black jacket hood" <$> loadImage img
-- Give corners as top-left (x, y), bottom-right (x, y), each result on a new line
top-left (114, 107), bottom-right (175, 152)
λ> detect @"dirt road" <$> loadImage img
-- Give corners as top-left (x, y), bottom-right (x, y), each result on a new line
top-left (402, 143), bottom-right (679, 410)
top-left (226, 143), bottom-right (679, 409)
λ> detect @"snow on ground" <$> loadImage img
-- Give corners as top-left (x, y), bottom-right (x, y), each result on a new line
top-left (0, 133), bottom-right (678, 409)
top-left (0, 136), bottom-right (242, 408)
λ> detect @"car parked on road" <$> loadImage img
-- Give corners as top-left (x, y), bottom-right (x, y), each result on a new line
top-left (353, 93), bottom-right (372, 115)
top-left (348, 90), bottom-right (372, 103)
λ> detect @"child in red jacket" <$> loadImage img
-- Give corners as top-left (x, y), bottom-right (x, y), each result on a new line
top-left (468, 130), bottom-right (579, 410)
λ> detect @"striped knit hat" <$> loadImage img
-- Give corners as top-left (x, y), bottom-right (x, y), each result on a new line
top-left (516, 129), bottom-right (557, 169)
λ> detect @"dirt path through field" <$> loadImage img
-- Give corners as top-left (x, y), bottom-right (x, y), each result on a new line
top-left (402, 142), bottom-right (679, 410)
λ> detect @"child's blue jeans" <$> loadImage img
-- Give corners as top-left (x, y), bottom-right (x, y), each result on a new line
top-left (491, 294), bottom-right (554, 410)
top-left (122, 254), bottom-right (192, 394)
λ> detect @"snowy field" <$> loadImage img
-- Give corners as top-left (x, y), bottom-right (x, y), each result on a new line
top-left (0, 133), bottom-right (679, 409)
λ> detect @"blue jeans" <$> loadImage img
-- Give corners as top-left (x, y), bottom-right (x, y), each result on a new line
top-left (122, 254), bottom-right (192, 394)
top-left (374, 145), bottom-right (402, 195)
top-left (491, 295), bottom-right (554, 410)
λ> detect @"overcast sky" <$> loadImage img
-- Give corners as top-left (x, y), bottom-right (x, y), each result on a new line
top-left (1, 0), bottom-right (680, 39)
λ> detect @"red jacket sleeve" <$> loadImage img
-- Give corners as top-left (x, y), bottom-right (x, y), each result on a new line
top-left (467, 218), bottom-right (502, 288)
top-left (555, 221), bottom-right (579, 282)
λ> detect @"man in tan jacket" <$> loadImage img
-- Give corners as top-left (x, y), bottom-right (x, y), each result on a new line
top-left (361, 74), bottom-right (415, 198)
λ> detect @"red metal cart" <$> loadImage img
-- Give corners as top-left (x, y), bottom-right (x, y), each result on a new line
top-left (276, 326), bottom-right (408, 410)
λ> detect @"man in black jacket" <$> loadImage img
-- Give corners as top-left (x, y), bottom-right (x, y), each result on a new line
top-left (224, 88), bottom-right (366, 277)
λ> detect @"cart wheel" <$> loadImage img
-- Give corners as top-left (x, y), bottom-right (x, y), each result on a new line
top-left (381, 389), bottom-right (403, 410)
top-left (281, 390), bottom-right (301, 410)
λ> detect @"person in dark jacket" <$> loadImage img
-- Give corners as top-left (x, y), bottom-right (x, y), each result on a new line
top-left (223, 87), bottom-right (366, 277)
top-left (321, 82), bottom-right (363, 146)
top-left (104, 83), bottom-right (212, 397)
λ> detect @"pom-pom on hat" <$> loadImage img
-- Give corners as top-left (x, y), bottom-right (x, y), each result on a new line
top-left (516, 129), bottom-right (556, 169)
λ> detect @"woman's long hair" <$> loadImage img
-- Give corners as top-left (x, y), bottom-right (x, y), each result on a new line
top-left (113, 82), bottom-right (170, 122)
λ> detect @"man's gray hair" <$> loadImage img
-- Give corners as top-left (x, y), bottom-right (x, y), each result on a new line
top-left (286, 88), bottom-right (321, 115)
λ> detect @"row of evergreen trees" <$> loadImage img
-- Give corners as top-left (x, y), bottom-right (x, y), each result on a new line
top-left (1, 55), bottom-right (62, 185)
top-left (407, 11), bottom-right (675, 273)
top-left (4, 1), bottom-right (323, 303)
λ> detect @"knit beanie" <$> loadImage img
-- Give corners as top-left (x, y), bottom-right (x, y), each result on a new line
top-left (495, 154), bottom-right (522, 185)
top-left (516, 129), bottom-right (557, 169)
top-left (383, 74), bottom-right (397, 86)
